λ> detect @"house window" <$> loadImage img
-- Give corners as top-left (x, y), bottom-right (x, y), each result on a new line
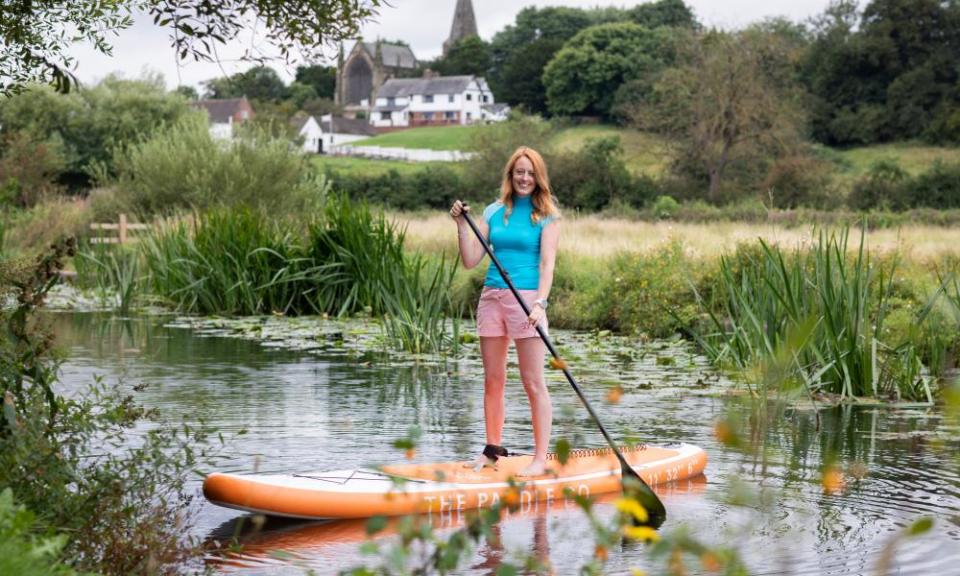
top-left (423, 94), bottom-right (434, 103)
top-left (448, 94), bottom-right (455, 103)
top-left (466, 112), bottom-right (472, 121)
top-left (381, 111), bottom-right (392, 121)
top-left (424, 112), bottom-right (434, 120)
top-left (444, 111), bottom-right (456, 120)
top-left (388, 97), bottom-right (395, 106)
top-left (482, 95), bottom-right (489, 103)
top-left (466, 94), bottom-right (472, 101)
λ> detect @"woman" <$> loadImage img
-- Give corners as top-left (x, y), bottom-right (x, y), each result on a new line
top-left (449, 146), bottom-right (561, 477)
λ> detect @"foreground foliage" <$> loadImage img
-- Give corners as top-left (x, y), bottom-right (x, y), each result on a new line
top-left (1, 239), bottom-right (213, 574)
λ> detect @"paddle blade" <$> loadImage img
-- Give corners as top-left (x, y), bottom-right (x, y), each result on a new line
top-left (621, 465), bottom-right (666, 528)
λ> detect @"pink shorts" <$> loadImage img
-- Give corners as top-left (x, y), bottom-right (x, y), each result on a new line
top-left (476, 287), bottom-right (547, 340)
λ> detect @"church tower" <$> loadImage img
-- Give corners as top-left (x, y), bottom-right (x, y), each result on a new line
top-left (442, 0), bottom-right (478, 55)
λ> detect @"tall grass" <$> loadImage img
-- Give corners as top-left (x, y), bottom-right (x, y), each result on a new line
top-left (142, 209), bottom-right (323, 316)
top-left (142, 197), bottom-right (460, 354)
top-left (74, 243), bottom-right (141, 314)
top-left (690, 228), bottom-right (936, 401)
top-left (305, 194), bottom-right (407, 316)
top-left (381, 253), bottom-right (460, 355)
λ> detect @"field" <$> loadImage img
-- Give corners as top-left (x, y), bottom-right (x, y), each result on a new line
top-left (393, 211), bottom-right (960, 261)
top-left (334, 125), bottom-right (960, 184)
top-left (349, 125), bottom-right (478, 150)
top-left (829, 141), bottom-right (960, 184)
top-left (311, 155), bottom-right (463, 176)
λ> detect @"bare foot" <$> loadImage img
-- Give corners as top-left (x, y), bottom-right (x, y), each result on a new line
top-left (517, 460), bottom-right (547, 477)
top-left (463, 453), bottom-right (496, 471)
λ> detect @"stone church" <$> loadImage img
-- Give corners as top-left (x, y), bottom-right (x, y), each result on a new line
top-left (335, 0), bottom-right (478, 118)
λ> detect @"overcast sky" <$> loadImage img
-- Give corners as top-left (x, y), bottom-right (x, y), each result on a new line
top-left (68, 0), bottom-right (836, 92)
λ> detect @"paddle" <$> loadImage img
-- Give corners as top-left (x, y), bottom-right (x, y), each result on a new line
top-left (459, 206), bottom-right (667, 528)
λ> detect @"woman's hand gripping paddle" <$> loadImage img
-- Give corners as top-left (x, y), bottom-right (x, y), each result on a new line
top-left (459, 205), bottom-right (666, 528)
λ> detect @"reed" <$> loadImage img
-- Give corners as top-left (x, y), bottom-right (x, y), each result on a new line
top-left (305, 194), bottom-right (407, 317)
top-left (691, 228), bottom-right (936, 401)
top-left (141, 208), bottom-right (320, 315)
top-left (139, 199), bottom-right (459, 353)
top-left (74, 243), bottom-right (142, 314)
top-left (381, 253), bottom-right (461, 355)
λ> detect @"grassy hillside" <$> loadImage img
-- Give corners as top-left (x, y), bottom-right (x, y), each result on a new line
top-left (548, 125), bottom-right (671, 176)
top-left (829, 142), bottom-right (960, 184)
top-left (323, 123), bottom-right (959, 185)
top-left (350, 125), bottom-right (477, 151)
top-left (312, 155), bottom-right (463, 176)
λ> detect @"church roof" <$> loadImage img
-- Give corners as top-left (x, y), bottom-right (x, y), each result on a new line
top-left (376, 76), bottom-right (480, 98)
top-left (360, 42), bottom-right (417, 69)
top-left (444, 0), bottom-right (478, 54)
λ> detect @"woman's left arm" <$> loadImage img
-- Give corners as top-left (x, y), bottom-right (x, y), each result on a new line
top-left (529, 220), bottom-right (560, 326)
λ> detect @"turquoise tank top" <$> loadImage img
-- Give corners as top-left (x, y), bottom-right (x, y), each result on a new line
top-left (482, 195), bottom-right (554, 290)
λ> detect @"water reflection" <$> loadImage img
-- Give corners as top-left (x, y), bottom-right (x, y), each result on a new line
top-left (204, 478), bottom-right (708, 574)
top-left (52, 313), bottom-right (960, 575)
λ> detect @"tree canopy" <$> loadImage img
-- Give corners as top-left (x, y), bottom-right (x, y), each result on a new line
top-left (0, 0), bottom-right (383, 95)
top-left (543, 22), bottom-right (680, 118)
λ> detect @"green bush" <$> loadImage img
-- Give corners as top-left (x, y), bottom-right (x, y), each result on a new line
top-left (552, 241), bottom-right (707, 337)
top-left (109, 114), bottom-right (315, 216)
top-left (1, 241), bottom-right (208, 574)
top-left (907, 161), bottom-right (960, 209)
top-left (761, 154), bottom-right (838, 209)
top-left (848, 160), bottom-right (909, 210)
top-left (552, 136), bottom-right (635, 211)
top-left (0, 490), bottom-right (79, 576)
top-left (650, 195), bottom-right (680, 219)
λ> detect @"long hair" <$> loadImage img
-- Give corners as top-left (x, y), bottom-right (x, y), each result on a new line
top-left (498, 146), bottom-right (561, 224)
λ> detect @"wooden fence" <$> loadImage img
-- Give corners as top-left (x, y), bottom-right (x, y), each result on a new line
top-left (89, 214), bottom-right (149, 244)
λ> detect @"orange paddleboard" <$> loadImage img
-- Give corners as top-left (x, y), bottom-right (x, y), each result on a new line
top-left (203, 443), bottom-right (707, 520)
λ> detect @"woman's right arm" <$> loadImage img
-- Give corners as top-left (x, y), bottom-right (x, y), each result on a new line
top-left (450, 200), bottom-right (487, 269)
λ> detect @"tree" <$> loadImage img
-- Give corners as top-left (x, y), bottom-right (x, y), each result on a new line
top-left (802, 0), bottom-right (960, 144)
top-left (173, 85), bottom-right (199, 100)
top-left (295, 64), bottom-right (337, 99)
top-left (487, 6), bottom-right (593, 98)
top-left (431, 37), bottom-right (492, 77)
top-left (0, 75), bottom-right (191, 188)
top-left (202, 66), bottom-right (287, 102)
top-left (630, 30), bottom-right (806, 202)
top-left (629, 0), bottom-right (699, 29)
top-left (543, 22), bottom-right (680, 118)
top-left (497, 37), bottom-right (564, 114)
top-left (0, 0), bottom-right (383, 95)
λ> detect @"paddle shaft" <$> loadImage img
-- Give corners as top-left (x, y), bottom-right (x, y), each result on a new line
top-left (460, 208), bottom-right (665, 523)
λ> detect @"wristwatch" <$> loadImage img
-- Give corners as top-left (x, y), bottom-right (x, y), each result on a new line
top-left (534, 298), bottom-right (548, 309)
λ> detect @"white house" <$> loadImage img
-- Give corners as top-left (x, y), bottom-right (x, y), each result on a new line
top-left (319, 114), bottom-right (377, 153)
top-left (481, 103), bottom-right (511, 123)
top-left (361, 74), bottom-right (496, 129)
top-left (192, 97), bottom-right (254, 140)
top-left (291, 115), bottom-right (323, 153)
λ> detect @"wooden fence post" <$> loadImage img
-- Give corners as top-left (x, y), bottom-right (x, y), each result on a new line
top-left (119, 213), bottom-right (128, 245)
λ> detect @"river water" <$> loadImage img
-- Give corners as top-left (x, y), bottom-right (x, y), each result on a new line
top-left (52, 313), bottom-right (960, 575)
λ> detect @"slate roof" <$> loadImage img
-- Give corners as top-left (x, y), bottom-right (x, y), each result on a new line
top-left (361, 42), bottom-right (417, 69)
top-left (290, 115), bottom-right (313, 132)
top-left (193, 98), bottom-right (249, 124)
top-left (372, 104), bottom-right (408, 112)
top-left (482, 103), bottom-right (509, 114)
top-left (323, 116), bottom-right (377, 136)
top-left (376, 76), bottom-right (478, 98)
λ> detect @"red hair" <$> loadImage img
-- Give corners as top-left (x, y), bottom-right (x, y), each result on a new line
top-left (499, 146), bottom-right (561, 224)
